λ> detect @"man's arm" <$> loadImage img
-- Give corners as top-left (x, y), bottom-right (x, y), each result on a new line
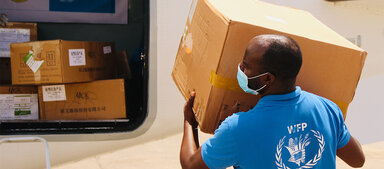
top-left (337, 136), bottom-right (365, 168)
top-left (180, 92), bottom-right (209, 169)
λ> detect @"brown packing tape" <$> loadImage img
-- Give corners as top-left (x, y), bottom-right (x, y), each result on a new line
top-left (31, 42), bottom-right (44, 83)
top-left (209, 71), bottom-right (350, 120)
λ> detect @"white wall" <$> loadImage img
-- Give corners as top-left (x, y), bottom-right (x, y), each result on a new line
top-left (155, 0), bottom-right (192, 136)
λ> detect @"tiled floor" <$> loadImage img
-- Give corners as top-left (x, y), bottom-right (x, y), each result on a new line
top-left (52, 132), bottom-right (384, 169)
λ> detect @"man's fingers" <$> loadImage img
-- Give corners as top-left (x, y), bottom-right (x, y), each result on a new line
top-left (186, 92), bottom-right (196, 108)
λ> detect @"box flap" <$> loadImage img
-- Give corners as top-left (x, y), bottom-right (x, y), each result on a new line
top-left (208, 0), bottom-right (363, 52)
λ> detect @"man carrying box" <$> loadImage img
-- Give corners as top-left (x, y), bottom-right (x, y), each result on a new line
top-left (180, 34), bottom-right (365, 169)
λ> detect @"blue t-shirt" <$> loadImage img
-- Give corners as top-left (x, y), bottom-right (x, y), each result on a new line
top-left (201, 87), bottom-right (350, 169)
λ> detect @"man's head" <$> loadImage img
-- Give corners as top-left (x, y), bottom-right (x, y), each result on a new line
top-left (238, 34), bottom-right (302, 96)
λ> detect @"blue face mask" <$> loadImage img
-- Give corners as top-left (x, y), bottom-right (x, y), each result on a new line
top-left (237, 65), bottom-right (269, 95)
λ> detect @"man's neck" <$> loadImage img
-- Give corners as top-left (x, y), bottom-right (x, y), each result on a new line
top-left (261, 81), bottom-right (296, 97)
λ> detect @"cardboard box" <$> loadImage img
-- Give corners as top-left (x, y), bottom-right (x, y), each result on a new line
top-left (10, 40), bottom-right (116, 85)
top-left (38, 79), bottom-right (126, 120)
top-left (0, 58), bottom-right (11, 84)
top-left (0, 22), bottom-right (37, 58)
top-left (0, 85), bottom-right (38, 94)
top-left (0, 85), bottom-right (38, 120)
top-left (172, 0), bottom-right (367, 133)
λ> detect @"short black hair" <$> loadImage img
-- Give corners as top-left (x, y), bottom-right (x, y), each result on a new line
top-left (259, 34), bottom-right (302, 80)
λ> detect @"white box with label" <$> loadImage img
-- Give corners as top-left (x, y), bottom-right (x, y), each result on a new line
top-left (0, 94), bottom-right (39, 120)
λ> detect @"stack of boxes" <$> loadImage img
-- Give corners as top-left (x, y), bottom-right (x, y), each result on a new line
top-left (0, 22), bottom-right (39, 120)
top-left (1, 23), bottom-right (127, 121)
top-left (1, 22), bottom-right (38, 84)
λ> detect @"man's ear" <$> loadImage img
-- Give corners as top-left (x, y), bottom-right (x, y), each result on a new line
top-left (263, 73), bottom-right (275, 86)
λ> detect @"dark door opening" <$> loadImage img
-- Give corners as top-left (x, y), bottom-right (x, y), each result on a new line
top-left (0, 0), bottom-right (149, 135)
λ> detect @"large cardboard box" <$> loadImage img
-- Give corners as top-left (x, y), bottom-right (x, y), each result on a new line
top-left (0, 85), bottom-right (38, 120)
top-left (0, 85), bottom-right (38, 94)
top-left (10, 40), bottom-right (115, 85)
top-left (38, 79), bottom-right (126, 120)
top-left (0, 22), bottom-right (37, 58)
top-left (172, 0), bottom-right (367, 133)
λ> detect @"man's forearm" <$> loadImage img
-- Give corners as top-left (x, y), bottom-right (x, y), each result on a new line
top-left (180, 120), bottom-right (199, 168)
top-left (337, 136), bottom-right (365, 168)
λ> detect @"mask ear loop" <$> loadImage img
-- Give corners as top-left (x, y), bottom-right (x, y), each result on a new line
top-left (248, 72), bottom-right (269, 92)
top-left (248, 72), bottom-right (270, 80)
top-left (255, 84), bottom-right (267, 92)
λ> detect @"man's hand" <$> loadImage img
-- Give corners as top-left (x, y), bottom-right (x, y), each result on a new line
top-left (180, 91), bottom-right (209, 169)
top-left (184, 92), bottom-right (198, 128)
top-left (0, 13), bottom-right (8, 27)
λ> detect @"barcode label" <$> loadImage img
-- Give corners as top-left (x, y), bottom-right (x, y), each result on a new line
top-left (69, 49), bottom-right (86, 66)
top-left (42, 85), bottom-right (66, 102)
top-left (14, 95), bottom-right (32, 116)
top-left (103, 46), bottom-right (112, 54)
top-left (0, 28), bottom-right (30, 58)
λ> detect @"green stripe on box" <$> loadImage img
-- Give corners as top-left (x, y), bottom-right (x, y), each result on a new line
top-left (24, 51), bottom-right (33, 63)
top-left (15, 110), bottom-right (31, 116)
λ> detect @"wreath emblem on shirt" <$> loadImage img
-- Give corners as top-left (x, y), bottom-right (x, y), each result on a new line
top-left (275, 130), bottom-right (325, 169)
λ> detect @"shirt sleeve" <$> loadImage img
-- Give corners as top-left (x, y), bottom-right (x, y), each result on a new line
top-left (201, 118), bottom-right (239, 169)
top-left (335, 105), bottom-right (351, 149)
top-left (337, 121), bottom-right (351, 149)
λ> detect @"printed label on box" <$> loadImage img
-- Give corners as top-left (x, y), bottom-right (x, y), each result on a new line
top-left (24, 50), bottom-right (44, 73)
top-left (42, 85), bottom-right (67, 102)
top-left (0, 94), bottom-right (38, 120)
top-left (103, 46), bottom-right (112, 54)
top-left (0, 28), bottom-right (31, 58)
top-left (14, 95), bottom-right (32, 116)
top-left (69, 49), bottom-right (86, 66)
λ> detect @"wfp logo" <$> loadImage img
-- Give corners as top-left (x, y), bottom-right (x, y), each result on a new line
top-left (275, 123), bottom-right (325, 169)
top-left (285, 133), bottom-right (311, 166)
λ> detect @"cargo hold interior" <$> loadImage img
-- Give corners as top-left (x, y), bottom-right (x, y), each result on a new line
top-left (0, 0), bottom-right (149, 135)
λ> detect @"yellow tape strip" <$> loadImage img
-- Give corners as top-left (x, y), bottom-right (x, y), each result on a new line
top-left (209, 71), bottom-right (242, 92)
top-left (209, 71), bottom-right (350, 120)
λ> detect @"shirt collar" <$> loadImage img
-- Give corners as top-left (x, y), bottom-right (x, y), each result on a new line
top-left (256, 86), bottom-right (302, 106)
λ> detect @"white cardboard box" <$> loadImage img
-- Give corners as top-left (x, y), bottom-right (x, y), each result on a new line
top-left (0, 94), bottom-right (38, 120)
top-left (0, 22), bottom-right (37, 58)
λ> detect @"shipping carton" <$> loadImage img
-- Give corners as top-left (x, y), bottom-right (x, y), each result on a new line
top-left (0, 85), bottom-right (38, 120)
top-left (0, 22), bottom-right (37, 58)
top-left (10, 40), bottom-right (115, 85)
top-left (0, 85), bottom-right (38, 94)
top-left (38, 79), bottom-right (126, 120)
top-left (172, 0), bottom-right (367, 133)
